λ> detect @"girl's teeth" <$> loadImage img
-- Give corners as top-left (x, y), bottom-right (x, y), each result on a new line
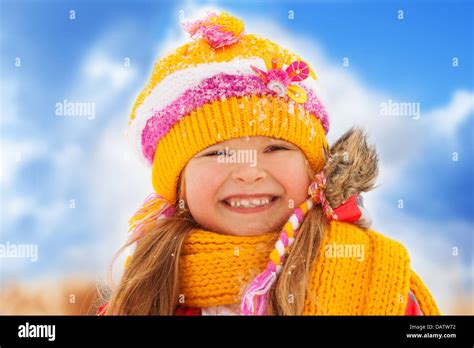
top-left (228, 197), bottom-right (272, 208)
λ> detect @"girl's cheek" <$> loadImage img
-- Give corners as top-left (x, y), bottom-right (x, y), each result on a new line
top-left (185, 160), bottom-right (229, 202)
top-left (262, 153), bottom-right (310, 200)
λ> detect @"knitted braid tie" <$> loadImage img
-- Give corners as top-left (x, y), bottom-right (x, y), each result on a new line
top-left (308, 172), bottom-right (338, 220)
top-left (124, 193), bottom-right (176, 269)
top-left (241, 171), bottom-right (335, 315)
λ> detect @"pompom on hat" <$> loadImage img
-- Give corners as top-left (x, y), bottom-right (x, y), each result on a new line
top-left (126, 11), bottom-right (338, 315)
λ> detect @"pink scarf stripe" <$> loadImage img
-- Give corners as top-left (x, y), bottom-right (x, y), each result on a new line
top-left (141, 73), bottom-right (329, 164)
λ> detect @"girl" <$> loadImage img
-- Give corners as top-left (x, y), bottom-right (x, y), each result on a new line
top-left (99, 11), bottom-right (439, 316)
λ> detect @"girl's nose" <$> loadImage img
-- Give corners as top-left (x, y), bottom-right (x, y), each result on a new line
top-left (231, 163), bottom-right (267, 183)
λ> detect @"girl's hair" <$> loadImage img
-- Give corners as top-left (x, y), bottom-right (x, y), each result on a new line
top-left (103, 174), bottom-right (198, 315)
top-left (103, 128), bottom-right (377, 315)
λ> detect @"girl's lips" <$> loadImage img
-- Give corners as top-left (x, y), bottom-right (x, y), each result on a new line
top-left (220, 196), bottom-right (279, 214)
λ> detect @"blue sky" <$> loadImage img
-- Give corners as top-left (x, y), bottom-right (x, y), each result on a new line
top-left (1, 0), bottom-right (473, 313)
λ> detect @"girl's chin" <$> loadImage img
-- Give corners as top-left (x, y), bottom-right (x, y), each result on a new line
top-left (215, 219), bottom-right (281, 236)
top-left (217, 228), bottom-right (277, 237)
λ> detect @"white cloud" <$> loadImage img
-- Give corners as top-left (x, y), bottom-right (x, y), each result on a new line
top-left (87, 119), bottom-right (152, 281)
top-left (0, 143), bottom-right (80, 242)
top-left (1, 143), bottom-right (79, 279)
top-left (0, 139), bottom-right (47, 187)
top-left (430, 90), bottom-right (474, 138)
top-left (85, 54), bottom-right (128, 85)
top-left (56, 23), bottom-right (139, 136)
top-left (81, 51), bottom-right (137, 97)
top-left (2, 196), bottom-right (35, 227)
top-left (0, 78), bottom-right (20, 126)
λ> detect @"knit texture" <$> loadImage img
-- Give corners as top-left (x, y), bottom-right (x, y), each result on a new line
top-left (179, 229), bottom-right (279, 308)
top-left (178, 220), bottom-right (441, 315)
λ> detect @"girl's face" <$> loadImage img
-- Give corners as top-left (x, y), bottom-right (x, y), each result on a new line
top-left (183, 136), bottom-right (312, 236)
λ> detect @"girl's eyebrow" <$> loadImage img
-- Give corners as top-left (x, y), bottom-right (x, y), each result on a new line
top-left (194, 143), bottom-right (225, 157)
top-left (269, 139), bottom-right (294, 147)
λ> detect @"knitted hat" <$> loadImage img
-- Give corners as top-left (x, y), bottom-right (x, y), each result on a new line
top-left (126, 11), bottom-right (335, 315)
top-left (128, 11), bottom-right (330, 205)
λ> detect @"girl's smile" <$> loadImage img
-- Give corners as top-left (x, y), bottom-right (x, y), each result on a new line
top-left (220, 194), bottom-right (280, 214)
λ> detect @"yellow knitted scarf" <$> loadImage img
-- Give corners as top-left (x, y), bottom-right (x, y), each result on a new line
top-left (179, 221), bottom-right (440, 315)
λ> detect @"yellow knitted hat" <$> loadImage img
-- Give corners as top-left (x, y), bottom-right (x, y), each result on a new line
top-left (128, 11), bottom-right (330, 204)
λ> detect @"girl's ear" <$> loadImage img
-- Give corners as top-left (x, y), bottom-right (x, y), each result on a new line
top-left (324, 127), bottom-right (379, 208)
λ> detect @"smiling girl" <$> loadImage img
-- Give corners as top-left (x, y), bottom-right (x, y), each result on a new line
top-left (100, 11), bottom-right (439, 316)
top-left (184, 136), bottom-right (313, 237)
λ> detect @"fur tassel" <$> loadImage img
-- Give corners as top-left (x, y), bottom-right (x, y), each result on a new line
top-left (325, 127), bottom-right (379, 208)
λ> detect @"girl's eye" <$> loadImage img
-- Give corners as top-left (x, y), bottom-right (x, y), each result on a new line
top-left (205, 149), bottom-right (227, 157)
top-left (266, 145), bottom-right (289, 152)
